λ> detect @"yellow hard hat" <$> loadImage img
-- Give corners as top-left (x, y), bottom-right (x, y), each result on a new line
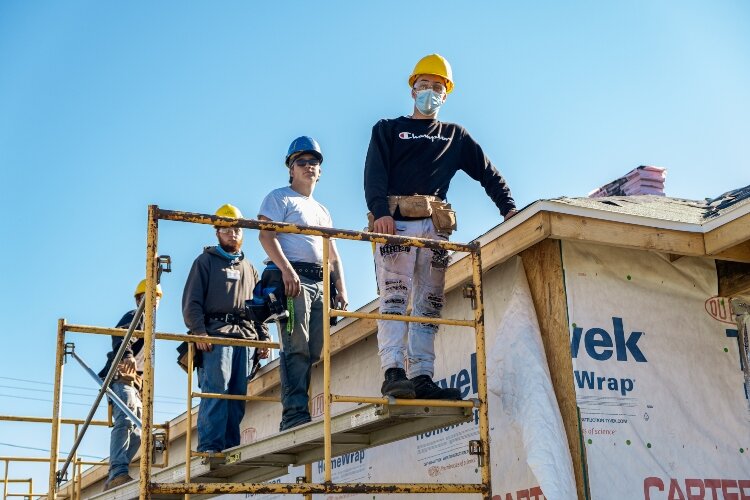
top-left (408, 54), bottom-right (454, 94)
top-left (215, 204), bottom-right (243, 219)
top-left (134, 279), bottom-right (163, 298)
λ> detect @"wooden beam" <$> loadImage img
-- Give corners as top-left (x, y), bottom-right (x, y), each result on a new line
top-left (445, 212), bottom-right (551, 291)
top-left (549, 212), bottom-right (705, 255)
top-left (717, 260), bottom-right (750, 297)
top-left (713, 240), bottom-right (750, 263)
top-left (478, 212), bottom-right (551, 270)
top-left (705, 211), bottom-right (750, 255)
top-left (520, 239), bottom-right (590, 500)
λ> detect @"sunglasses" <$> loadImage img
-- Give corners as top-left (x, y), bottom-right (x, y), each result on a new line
top-left (293, 158), bottom-right (321, 167)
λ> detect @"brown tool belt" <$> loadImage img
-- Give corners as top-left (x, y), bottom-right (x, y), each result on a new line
top-left (367, 195), bottom-right (457, 234)
top-left (114, 373), bottom-right (143, 392)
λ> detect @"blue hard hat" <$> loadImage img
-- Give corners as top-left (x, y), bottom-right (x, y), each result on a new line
top-left (286, 136), bottom-right (323, 167)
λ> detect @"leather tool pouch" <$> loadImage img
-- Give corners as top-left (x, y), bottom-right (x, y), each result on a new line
top-left (393, 195), bottom-right (434, 218)
top-left (176, 341), bottom-right (203, 373)
top-left (368, 196), bottom-right (455, 234)
top-left (430, 201), bottom-right (457, 234)
top-left (117, 371), bottom-right (137, 384)
top-left (113, 369), bottom-right (143, 393)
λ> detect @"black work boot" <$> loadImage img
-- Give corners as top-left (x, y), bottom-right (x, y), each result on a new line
top-left (411, 375), bottom-right (462, 400)
top-left (381, 368), bottom-right (416, 398)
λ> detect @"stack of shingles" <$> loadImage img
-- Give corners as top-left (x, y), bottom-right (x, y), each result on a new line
top-left (588, 165), bottom-right (667, 198)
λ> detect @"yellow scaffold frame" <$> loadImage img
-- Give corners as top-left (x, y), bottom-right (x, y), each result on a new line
top-left (0, 414), bottom-right (111, 500)
top-left (43, 320), bottom-right (172, 499)
top-left (48, 204), bottom-right (493, 499)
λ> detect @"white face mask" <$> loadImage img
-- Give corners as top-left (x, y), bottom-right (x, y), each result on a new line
top-left (415, 89), bottom-right (443, 116)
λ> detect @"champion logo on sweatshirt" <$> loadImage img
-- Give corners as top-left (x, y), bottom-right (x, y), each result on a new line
top-left (398, 131), bottom-right (450, 142)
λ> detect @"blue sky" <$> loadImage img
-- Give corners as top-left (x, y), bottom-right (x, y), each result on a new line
top-left (1, 0), bottom-right (749, 491)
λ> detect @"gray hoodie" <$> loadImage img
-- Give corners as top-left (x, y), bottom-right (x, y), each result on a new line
top-left (182, 246), bottom-right (269, 340)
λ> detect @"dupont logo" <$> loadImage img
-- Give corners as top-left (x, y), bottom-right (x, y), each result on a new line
top-left (705, 296), bottom-right (735, 325)
top-left (310, 393), bottom-right (324, 418)
top-left (240, 427), bottom-right (256, 444)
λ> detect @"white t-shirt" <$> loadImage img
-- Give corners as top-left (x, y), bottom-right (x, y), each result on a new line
top-left (258, 186), bottom-right (333, 265)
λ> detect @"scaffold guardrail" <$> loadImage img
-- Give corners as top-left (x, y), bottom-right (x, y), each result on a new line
top-left (46, 205), bottom-right (492, 500)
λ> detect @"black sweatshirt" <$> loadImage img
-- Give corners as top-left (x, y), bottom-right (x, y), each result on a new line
top-left (364, 116), bottom-right (516, 220)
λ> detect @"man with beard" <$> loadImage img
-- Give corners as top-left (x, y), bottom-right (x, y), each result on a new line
top-left (258, 136), bottom-right (348, 431)
top-left (182, 203), bottom-right (269, 453)
top-left (99, 279), bottom-right (161, 490)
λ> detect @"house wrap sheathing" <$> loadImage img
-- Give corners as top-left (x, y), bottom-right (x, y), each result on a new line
top-left (72, 187), bottom-right (750, 500)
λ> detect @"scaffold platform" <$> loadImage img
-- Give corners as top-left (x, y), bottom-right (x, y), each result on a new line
top-left (91, 402), bottom-right (474, 499)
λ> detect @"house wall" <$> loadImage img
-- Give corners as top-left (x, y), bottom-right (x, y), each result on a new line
top-left (561, 240), bottom-right (750, 499)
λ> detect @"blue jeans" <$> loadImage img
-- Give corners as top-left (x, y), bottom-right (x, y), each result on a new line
top-left (197, 343), bottom-right (249, 451)
top-left (278, 277), bottom-right (323, 431)
top-left (108, 382), bottom-right (142, 480)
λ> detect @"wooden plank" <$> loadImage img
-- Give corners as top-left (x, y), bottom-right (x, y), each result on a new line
top-left (445, 212), bottom-right (551, 291)
top-left (480, 211), bottom-right (551, 271)
top-left (713, 240), bottom-right (750, 263)
top-left (520, 239), bottom-right (589, 500)
top-left (717, 260), bottom-right (750, 297)
top-left (549, 212), bottom-right (705, 255)
top-left (705, 211), bottom-right (750, 255)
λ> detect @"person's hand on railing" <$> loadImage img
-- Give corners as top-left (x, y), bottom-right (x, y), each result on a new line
top-left (373, 215), bottom-right (395, 235)
top-left (195, 336), bottom-right (213, 352)
top-left (334, 289), bottom-right (348, 311)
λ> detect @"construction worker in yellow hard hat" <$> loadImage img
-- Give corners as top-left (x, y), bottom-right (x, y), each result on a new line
top-left (133, 279), bottom-right (163, 299)
top-left (363, 53), bottom-right (518, 401)
top-left (99, 279), bottom-right (163, 490)
top-left (182, 204), bottom-right (270, 454)
top-left (215, 203), bottom-right (242, 223)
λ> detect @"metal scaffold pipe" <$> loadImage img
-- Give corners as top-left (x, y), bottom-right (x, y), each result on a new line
top-left (138, 205), bottom-right (159, 500)
top-left (47, 320), bottom-right (66, 500)
top-left (157, 208), bottom-right (478, 253)
top-left (471, 250), bottom-right (493, 500)
top-left (63, 324), bottom-right (279, 350)
top-left (67, 350), bottom-right (142, 429)
top-left (322, 237), bottom-right (332, 482)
